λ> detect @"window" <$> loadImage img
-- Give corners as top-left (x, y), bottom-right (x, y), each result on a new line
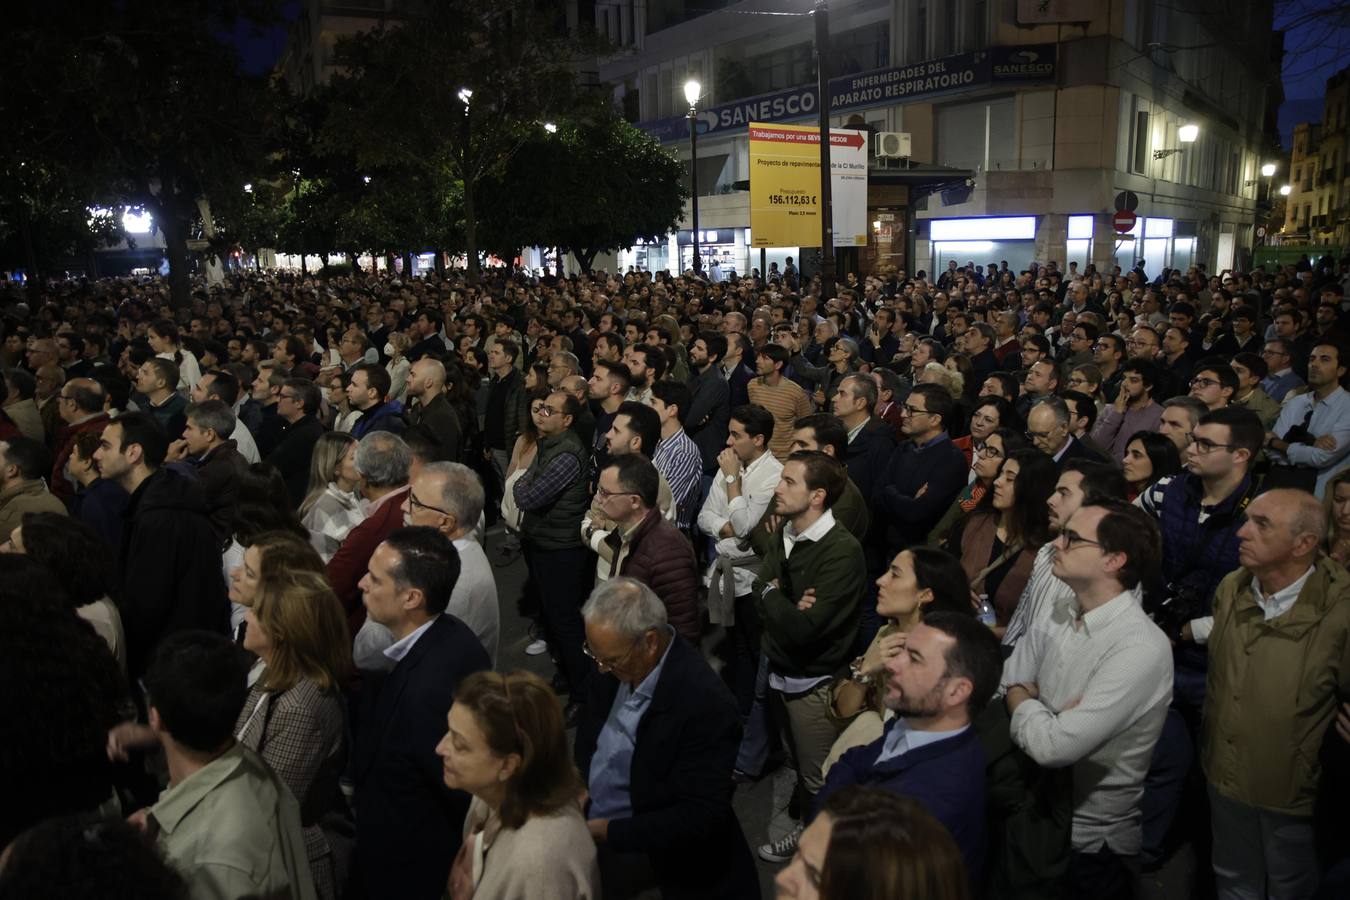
top-left (969, 0), bottom-right (987, 51)
top-left (1132, 110), bottom-right (1150, 174)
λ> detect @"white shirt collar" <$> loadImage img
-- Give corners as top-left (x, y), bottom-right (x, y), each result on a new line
top-left (783, 509), bottom-right (836, 548)
top-left (383, 615), bottom-right (438, 664)
top-left (1252, 566), bottom-right (1314, 622)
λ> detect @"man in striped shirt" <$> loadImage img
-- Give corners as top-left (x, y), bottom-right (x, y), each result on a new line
top-left (747, 343), bottom-right (813, 462)
top-left (649, 380), bottom-right (703, 531)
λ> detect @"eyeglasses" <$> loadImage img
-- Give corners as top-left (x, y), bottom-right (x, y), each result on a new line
top-left (1059, 529), bottom-right (1102, 551)
top-left (1066, 376), bottom-right (1088, 386)
top-left (1125, 339), bottom-right (1155, 349)
top-left (902, 404), bottom-right (932, 417)
top-left (974, 442), bottom-right (1004, 459)
top-left (1189, 377), bottom-right (1221, 389)
top-left (277, 391), bottom-right (299, 402)
top-left (1091, 342), bottom-right (1109, 350)
top-left (531, 403), bottom-right (560, 417)
top-left (1191, 436), bottom-right (1235, 454)
top-left (1025, 428), bottom-right (1056, 441)
top-left (595, 485), bottom-right (639, 501)
top-left (1261, 349), bottom-right (1290, 357)
top-left (583, 635), bottom-right (643, 672)
top-left (408, 491), bottom-right (454, 517)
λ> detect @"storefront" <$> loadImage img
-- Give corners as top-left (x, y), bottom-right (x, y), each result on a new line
top-left (1111, 217), bottom-right (1199, 274)
top-left (927, 216), bottom-right (1038, 274)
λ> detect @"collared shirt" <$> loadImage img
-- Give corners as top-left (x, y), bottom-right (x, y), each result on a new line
top-left (846, 418), bottom-right (868, 444)
top-left (1253, 565), bottom-right (1315, 622)
top-left (768, 511), bottom-right (838, 693)
top-left (875, 719), bottom-right (971, 766)
top-left (382, 615), bottom-right (437, 664)
top-left (1001, 591), bottom-right (1173, 854)
top-left (150, 743), bottom-right (315, 900)
top-left (588, 629), bottom-right (677, 820)
top-left (1272, 386), bottom-right (1350, 496)
top-left (696, 450), bottom-right (784, 596)
top-left (652, 428), bottom-right (703, 528)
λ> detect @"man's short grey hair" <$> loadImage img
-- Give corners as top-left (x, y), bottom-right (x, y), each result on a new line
top-left (1032, 395), bottom-right (1070, 427)
top-left (581, 577), bottom-right (668, 639)
top-left (1162, 395), bottom-right (1207, 428)
top-left (835, 337), bottom-right (860, 361)
top-left (841, 372), bottom-right (877, 408)
top-left (552, 351), bottom-right (581, 375)
top-left (419, 461), bottom-right (484, 525)
top-left (185, 400), bottom-right (236, 440)
top-left (355, 431), bottom-right (411, 487)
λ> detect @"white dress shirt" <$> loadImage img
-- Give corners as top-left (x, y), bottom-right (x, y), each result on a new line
top-left (696, 450), bottom-right (784, 596)
top-left (1001, 590), bottom-right (1173, 854)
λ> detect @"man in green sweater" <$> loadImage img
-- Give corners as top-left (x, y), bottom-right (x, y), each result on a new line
top-left (753, 450), bottom-right (867, 862)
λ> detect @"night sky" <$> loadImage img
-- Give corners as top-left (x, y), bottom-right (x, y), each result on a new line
top-left (227, 3), bottom-right (1347, 148)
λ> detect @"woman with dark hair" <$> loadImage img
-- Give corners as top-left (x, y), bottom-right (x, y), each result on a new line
top-left (7, 512), bottom-right (123, 671)
top-left (776, 786), bottom-right (969, 900)
top-left (948, 448), bottom-right (1057, 633)
top-left (440, 670), bottom-right (599, 900)
top-left (1121, 428), bottom-right (1182, 501)
top-left (824, 546), bottom-right (976, 769)
top-left (523, 361), bottom-right (550, 393)
top-left (0, 556), bottom-right (126, 850)
top-left (146, 318), bottom-right (200, 392)
top-left (952, 395), bottom-right (1020, 467)
top-left (930, 426), bottom-right (1026, 546)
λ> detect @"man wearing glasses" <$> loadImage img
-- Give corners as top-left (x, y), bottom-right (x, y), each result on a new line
top-left (1258, 338), bottom-right (1306, 403)
top-left (874, 383), bottom-right (968, 556)
top-left (1135, 406), bottom-right (1264, 869)
top-left (1002, 499), bottom-right (1172, 899)
top-left (1187, 363), bottom-right (1238, 412)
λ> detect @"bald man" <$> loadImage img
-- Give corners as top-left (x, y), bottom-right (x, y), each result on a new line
top-left (1202, 488), bottom-right (1350, 899)
top-left (403, 357), bottom-right (461, 462)
top-left (51, 377), bottom-right (110, 503)
top-left (561, 374), bottom-right (596, 449)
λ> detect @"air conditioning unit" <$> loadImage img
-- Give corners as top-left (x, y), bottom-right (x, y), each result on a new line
top-left (874, 131), bottom-right (912, 159)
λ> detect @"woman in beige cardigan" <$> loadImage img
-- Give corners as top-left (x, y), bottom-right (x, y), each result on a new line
top-left (441, 671), bottom-right (599, 900)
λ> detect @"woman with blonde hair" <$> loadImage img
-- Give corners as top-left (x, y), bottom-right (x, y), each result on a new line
top-left (299, 432), bottom-right (364, 562)
top-left (226, 530), bottom-right (327, 642)
top-left (919, 361), bottom-right (964, 401)
top-left (441, 670), bottom-right (598, 900)
top-left (385, 331), bottom-right (412, 404)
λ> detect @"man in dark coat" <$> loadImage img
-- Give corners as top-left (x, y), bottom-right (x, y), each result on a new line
top-left (873, 384), bottom-right (968, 556)
top-left (93, 412), bottom-right (229, 678)
top-left (575, 577), bottom-right (759, 900)
top-left (352, 528), bottom-right (490, 900)
top-left (264, 378), bottom-right (326, 508)
top-left (403, 357), bottom-right (461, 461)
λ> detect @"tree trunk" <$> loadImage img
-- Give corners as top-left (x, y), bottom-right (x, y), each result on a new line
top-left (348, 251), bottom-right (362, 274)
top-left (402, 251), bottom-right (414, 277)
top-left (576, 248), bottom-right (598, 274)
top-left (433, 247), bottom-right (446, 278)
top-left (464, 176), bottom-right (479, 281)
top-left (18, 203), bottom-right (43, 297)
top-left (161, 214), bottom-right (192, 309)
top-left (301, 253), bottom-right (308, 276)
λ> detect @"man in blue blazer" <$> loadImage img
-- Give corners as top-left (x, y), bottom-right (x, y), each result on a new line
top-left (872, 383), bottom-right (968, 556)
top-left (351, 528), bottom-right (492, 900)
top-left (574, 578), bottom-right (759, 900)
top-left (816, 611), bottom-right (1003, 880)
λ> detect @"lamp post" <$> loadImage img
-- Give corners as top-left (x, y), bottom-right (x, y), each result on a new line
top-left (684, 79), bottom-right (702, 275)
top-left (814, 0), bottom-right (835, 303)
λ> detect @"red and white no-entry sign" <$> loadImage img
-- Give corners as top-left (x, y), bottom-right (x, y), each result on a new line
top-left (1112, 210), bottom-right (1138, 234)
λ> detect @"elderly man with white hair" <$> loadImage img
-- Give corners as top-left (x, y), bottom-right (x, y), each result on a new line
top-left (572, 577), bottom-right (758, 899)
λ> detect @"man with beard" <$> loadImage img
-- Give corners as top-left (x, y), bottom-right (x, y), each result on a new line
top-left (623, 343), bottom-right (664, 406)
top-left (1090, 359), bottom-right (1164, 460)
top-left (812, 610), bottom-right (1001, 878)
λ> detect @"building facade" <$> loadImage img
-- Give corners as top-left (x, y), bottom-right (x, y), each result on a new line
top-left (1282, 65), bottom-right (1349, 248)
top-left (597, 0), bottom-right (1280, 280)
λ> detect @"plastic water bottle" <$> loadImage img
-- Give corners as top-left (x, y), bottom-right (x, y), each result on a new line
top-left (976, 595), bottom-right (997, 628)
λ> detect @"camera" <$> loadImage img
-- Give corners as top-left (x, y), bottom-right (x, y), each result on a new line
top-left (1147, 581), bottom-right (1207, 639)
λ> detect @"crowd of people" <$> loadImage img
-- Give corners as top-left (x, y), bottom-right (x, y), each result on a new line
top-left (1, 253), bottom-right (1350, 900)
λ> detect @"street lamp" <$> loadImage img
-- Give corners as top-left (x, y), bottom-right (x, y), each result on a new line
top-left (543, 122), bottom-right (558, 134)
top-left (684, 78), bottom-right (702, 275)
top-left (457, 87), bottom-right (473, 109)
top-left (243, 183), bottom-right (253, 193)
top-left (1280, 184), bottom-right (1292, 196)
top-left (1261, 162), bottom-right (1277, 177)
top-left (1177, 123), bottom-right (1199, 143)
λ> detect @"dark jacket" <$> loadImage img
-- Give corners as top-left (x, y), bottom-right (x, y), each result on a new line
top-left (754, 519), bottom-right (866, 677)
top-left (328, 486), bottom-right (411, 636)
top-left (117, 468), bottom-right (230, 677)
top-left (874, 434), bottom-right (969, 554)
top-left (818, 719), bottom-right (987, 880)
top-left (405, 393), bottom-right (461, 461)
top-left (725, 362), bottom-right (753, 411)
top-left (519, 429), bottom-right (589, 551)
top-left (844, 417), bottom-right (896, 502)
top-left (350, 399), bottom-right (407, 439)
top-left (50, 412), bottom-right (109, 504)
top-left (483, 367), bottom-right (528, 452)
top-left (145, 392), bottom-right (187, 440)
top-left (353, 614), bottom-right (491, 900)
top-left (574, 636), bottom-right (759, 900)
top-left (686, 365), bottom-right (730, 473)
top-left (618, 510), bottom-right (702, 644)
top-left (264, 414), bottom-right (325, 509)
top-left (71, 477), bottom-right (129, 550)
top-left (1053, 435), bottom-right (1108, 470)
top-left (194, 439), bottom-right (249, 543)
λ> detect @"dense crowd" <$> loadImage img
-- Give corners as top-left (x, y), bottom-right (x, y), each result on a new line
top-left (1, 254), bottom-right (1349, 900)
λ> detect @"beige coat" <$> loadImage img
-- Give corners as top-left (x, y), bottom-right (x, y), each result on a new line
top-left (1202, 555), bottom-right (1350, 815)
top-left (3, 398), bottom-right (44, 441)
top-left (0, 478), bottom-right (67, 539)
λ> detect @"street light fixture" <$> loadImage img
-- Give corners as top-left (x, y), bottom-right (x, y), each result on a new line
top-left (1177, 123), bottom-right (1199, 143)
top-left (243, 183), bottom-right (253, 193)
top-left (457, 87), bottom-right (473, 106)
top-left (1261, 162), bottom-right (1277, 177)
top-left (684, 78), bottom-right (702, 275)
top-left (1280, 184), bottom-right (1292, 196)
top-left (544, 122), bottom-right (558, 134)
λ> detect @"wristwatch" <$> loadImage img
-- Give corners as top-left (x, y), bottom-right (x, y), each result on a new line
top-left (724, 473), bottom-right (740, 485)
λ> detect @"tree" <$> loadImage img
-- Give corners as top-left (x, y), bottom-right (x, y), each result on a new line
top-left (320, 1), bottom-right (592, 280)
top-left (479, 114), bottom-right (687, 273)
top-left (0, 1), bottom-right (284, 307)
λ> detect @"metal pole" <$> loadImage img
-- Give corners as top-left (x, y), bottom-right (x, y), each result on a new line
top-left (815, 0), bottom-right (835, 302)
top-left (689, 106), bottom-right (702, 275)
